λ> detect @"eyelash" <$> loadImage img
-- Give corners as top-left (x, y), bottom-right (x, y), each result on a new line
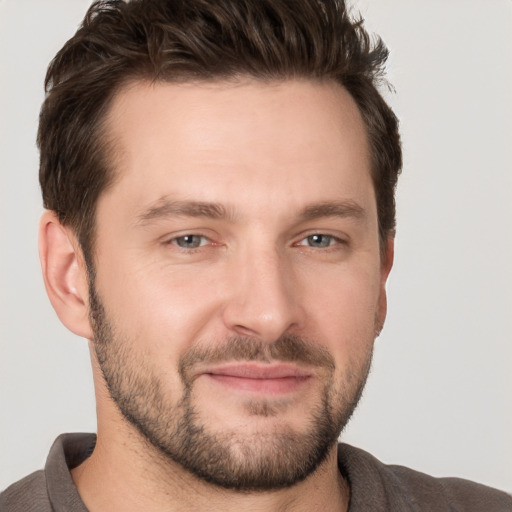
top-left (295, 234), bottom-right (345, 249)
top-left (166, 234), bottom-right (211, 251)
top-left (164, 233), bottom-right (346, 252)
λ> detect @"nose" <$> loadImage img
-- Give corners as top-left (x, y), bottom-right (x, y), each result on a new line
top-left (221, 245), bottom-right (304, 342)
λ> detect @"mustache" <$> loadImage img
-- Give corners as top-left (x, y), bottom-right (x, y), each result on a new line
top-left (178, 335), bottom-right (335, 381)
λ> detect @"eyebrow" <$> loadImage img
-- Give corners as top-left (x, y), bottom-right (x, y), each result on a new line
top-left (299, 200), bottom-right (366, 222)
top-left (135, 198), bottom-right (366, 226)
top-left (136, 199), bottom-right (235, 225)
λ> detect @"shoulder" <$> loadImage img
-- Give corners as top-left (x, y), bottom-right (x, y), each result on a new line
top-left (0, 470), bottom-right (53, 512)
top-left (0, 433), bottom-right (94, 512)
top-left (338, 443), bottom-right (512, 511)
top-left (388, 463), bottom-right (512, 511)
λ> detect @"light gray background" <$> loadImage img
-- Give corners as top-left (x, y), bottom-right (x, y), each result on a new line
top-left (1, 0), bottom-right (511, 493)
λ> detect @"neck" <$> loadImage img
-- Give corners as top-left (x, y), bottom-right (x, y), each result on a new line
top-left (71, 426), bottom-right (349, 512)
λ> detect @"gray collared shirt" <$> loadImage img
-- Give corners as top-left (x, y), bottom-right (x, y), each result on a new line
top-left (1, 433), bottom-right (511, 511)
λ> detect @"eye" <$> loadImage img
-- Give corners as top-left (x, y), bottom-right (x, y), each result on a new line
top-left (297, 234), bottom-right (341, 248)
top-left (171, 234), bottom-right (209, 249)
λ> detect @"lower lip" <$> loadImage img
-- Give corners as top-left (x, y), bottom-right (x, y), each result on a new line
top-left (207, 374), bottom-right (310, 394)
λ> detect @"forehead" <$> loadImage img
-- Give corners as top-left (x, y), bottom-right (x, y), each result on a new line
top-left (100, 78), bottom-right (373, 221)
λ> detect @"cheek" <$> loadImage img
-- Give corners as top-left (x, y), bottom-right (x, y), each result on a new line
top-left (301, 262), bottom-right (381, 353)
top-left (95, 255), bottom-right (227, 352)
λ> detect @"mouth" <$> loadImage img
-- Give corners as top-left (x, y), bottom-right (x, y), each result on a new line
top-left (201, 363), bottom-right (313, 395)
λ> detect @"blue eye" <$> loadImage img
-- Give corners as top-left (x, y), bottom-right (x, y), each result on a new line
top-left (173, 235), bottom-right (208, 249)
top-left (300, 234), bottom-right (338, 248)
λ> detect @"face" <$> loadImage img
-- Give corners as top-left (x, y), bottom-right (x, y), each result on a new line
top-left (88, 79), bottom-right (390, 490)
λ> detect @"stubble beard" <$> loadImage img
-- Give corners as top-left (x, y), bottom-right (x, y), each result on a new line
top-left (88, 282), bottom-right (374, 491)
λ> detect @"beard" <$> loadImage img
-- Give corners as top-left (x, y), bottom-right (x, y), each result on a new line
top-left (88, 282), bottom-right (374, 491)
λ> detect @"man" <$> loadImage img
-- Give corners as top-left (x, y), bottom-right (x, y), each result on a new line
top-left (1, 0), bottom-right (510, 510)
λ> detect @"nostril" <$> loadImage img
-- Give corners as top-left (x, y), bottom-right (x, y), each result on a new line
top-left (232, 324), bottom-right (258, 337)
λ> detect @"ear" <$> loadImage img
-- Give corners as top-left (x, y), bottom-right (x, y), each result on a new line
top-left (39, 211), bottom-right (93, 339)
top-left (375, 236), bottom-right (395, 336)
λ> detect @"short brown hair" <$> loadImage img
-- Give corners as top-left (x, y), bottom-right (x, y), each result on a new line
top-left (38, 0), bottom-right (402, 262)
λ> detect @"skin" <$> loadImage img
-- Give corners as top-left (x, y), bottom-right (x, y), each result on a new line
top-left (39, 78), bottom-right (393, 511)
